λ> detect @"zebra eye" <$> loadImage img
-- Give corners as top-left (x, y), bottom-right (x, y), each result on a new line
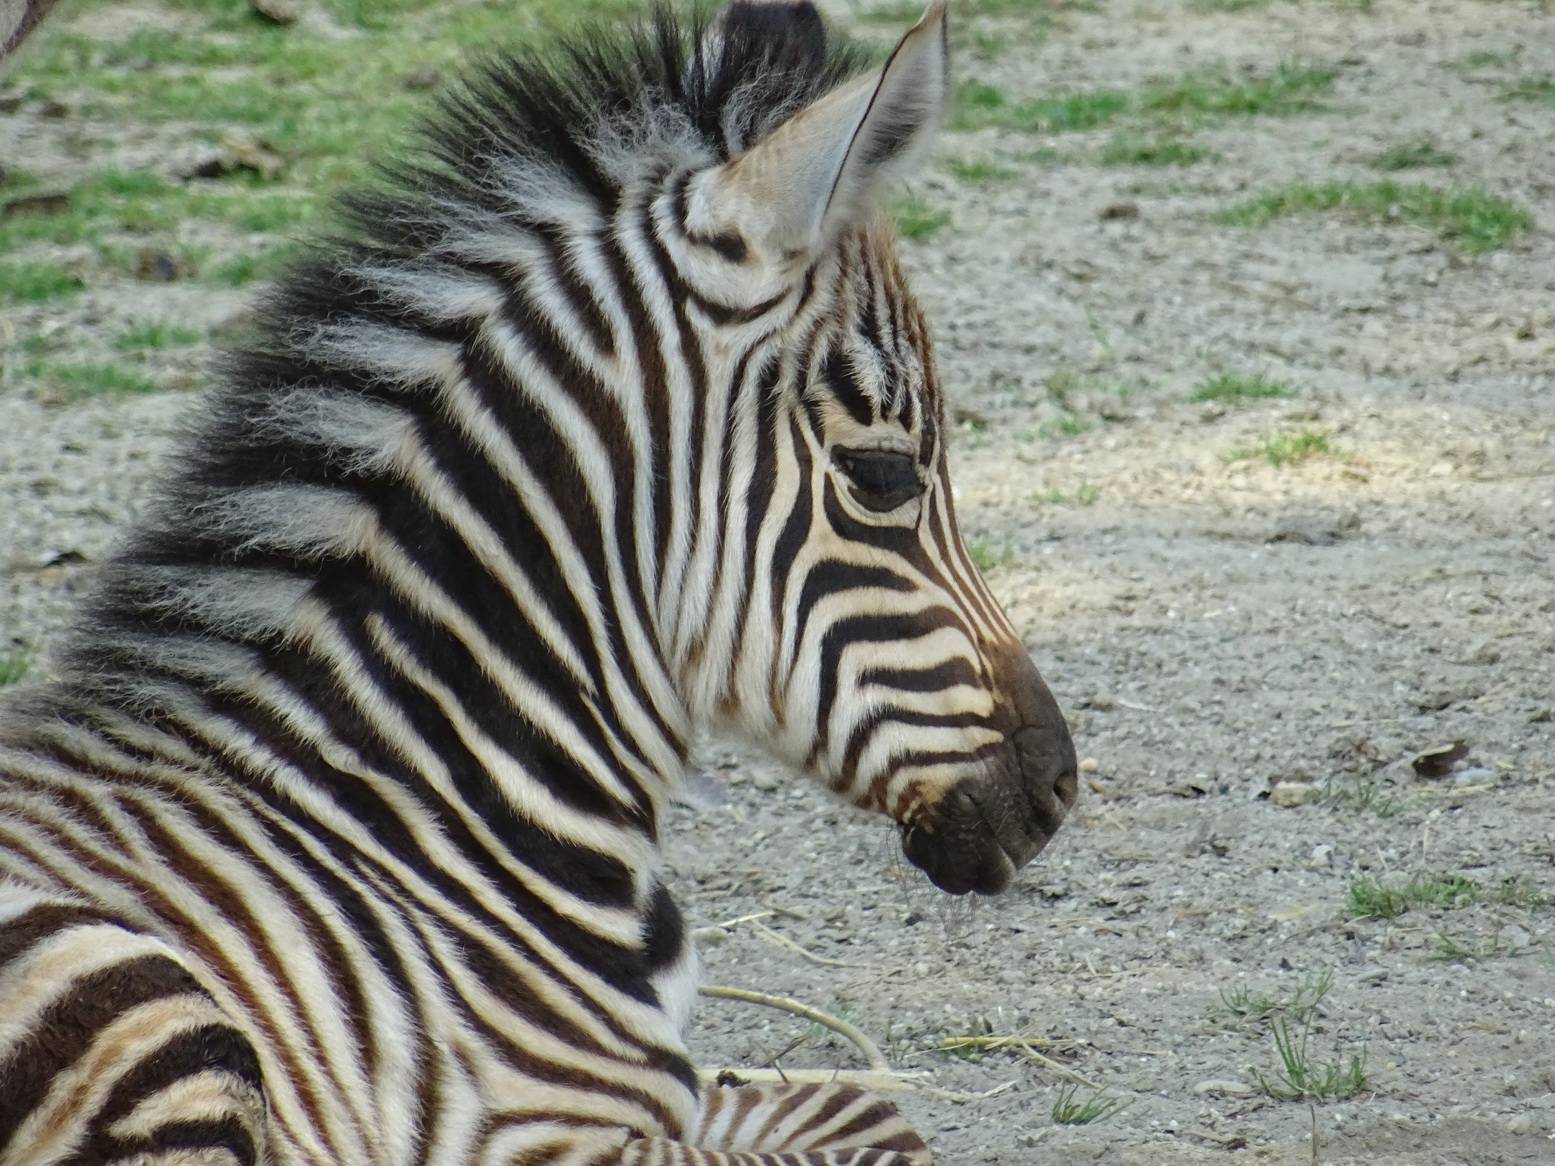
top-left (834, 448), bottom-right (923, 513)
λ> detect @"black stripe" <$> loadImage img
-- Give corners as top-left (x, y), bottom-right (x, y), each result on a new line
top-left (670, 169), bottom-right (748, 263)
top-left (89, 1023), bottom-right (263, 1132)
top-left (0, 955), bottom-right (209, 1157)
top-left (818, 342), bottom-right (877, 427)
top-left (810, 607), bottom-right (962, 764)
top-left (82, 1117), bottom-right (259, 1166)
top-left (0, 902), bottom-right (121, 970)
top-left (839, 708), bottom-right (992, 784)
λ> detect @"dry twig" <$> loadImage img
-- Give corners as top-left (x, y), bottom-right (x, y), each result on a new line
top-left (699, 985), bottom-right (889, 1071)
top-left (939, 1032), bottom-right (1101, 1090)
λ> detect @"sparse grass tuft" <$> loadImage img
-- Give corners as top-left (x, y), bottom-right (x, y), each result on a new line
top-left (1141, 63), bottom-right (1335, 120)
top-left (1347, 873), bottom-right (1479, 920)
top-left (1051, 1084), bottom-right (1131, 1126)
top-left (1319, 773), bottom-right (1400, 817)
top-left (205, 246), bottom-right (300, 288)
top-left (1191, 372), bottom-right (1292, 403)
top-left (113, 322), bottom-right (202, 352)
top-left (1459, 48), bottom-right (1521, 71)
top-left (0, 260), bottom-right (83, 304)
top-left (1044, 414), bottom-right (1093, 438)
top-left (1215, 181), bottom-right (1531, 253)
top-left (951, 80), bottom-right (1129, 134)
top-left (0, 655), bottom-right (30, 686)
top-left (967, 539), bottom-right (1016, 573)
top-left (1503, 77), bottom-right (1555, 105)
top-left (1224, 429), bottom-right (1334, 468)
top-left (1099, 135), bottom-right (1210, 167)
top-left (1033, 483), bottom-right (1102, 507)
top-left (1256, 1016), bottom-right (1368, 1102)
top-left (1190, 0), bottom-right (1273, 9)
top-left (1491, 876), bottom-right (1553, 909)
top-left (1213, 967), bottom-right (1333, 1028)
top-left (862, 0), bottom-right (1069, 26)
top-left (946, 158), bottom-right (1016, 183)
top-left (952, 62), bottom-right (1330, 137)
top-left (1369, 138), bottom-right (1460, 171)
top-left (1428, 933), bottom-right (1502, 963)
top-left (34, 361), bottom-right (162, 402)
top-left (892, 196), bottom-right (951, 241)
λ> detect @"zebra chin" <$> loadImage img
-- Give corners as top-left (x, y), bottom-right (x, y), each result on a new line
top-left (897, 665), bottom-right (1078, 896)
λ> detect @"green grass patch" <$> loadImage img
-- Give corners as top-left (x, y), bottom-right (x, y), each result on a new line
top-left (951, 80), bottom-right (1129, 133)
top-left (1457, 48), bottom-right (1521, 71)
top-left (946, 158), bottom-right (1016, 183)
top-left (892, 196), bottom-right (950, 241)
top-left (1033, 483), bottom-right (1102, 507)
top-left (33, 360), bottom-right (163, 402)
top-left (1099, 135), bottom-right (1210, 167)
top-left (952, 62), bottom-right (1333, 138)
top-left (860, 0), bottom-right (1068, 23)
top-left (0, 655), bottom-right (29, 686)
top-left (1141, 63), bottom-right (1334, 119)
top-left (1224, 429), bottom-right (1335, 467)
top-left (1216, 181), bottom-right (1531, 252)
top-left (1347, 873), bottom-right (1479, 920)
top-left (1043, 413), bottom-right (1093, 439)
top-left (1191, 372), bottom-right (1292, 403)
top-left (1014, 147), bottom-right (1063, 166)
top-left (3, 0), bottom-right (645, 287)
top-left (1369, 138), bottom-right (1460, 171)
top-left (0, 260), bottom-right (83, 304)
top-left (1503, 77), bottom-right (1555, 105)
top-left (0, 169), bottom-right (316, 261)
top-left (113, 321), bottom-right (203, 352)
top-left (966, 539), bottom-right (1016, 573)
top-left (205, 245), bottom-right (302, 288)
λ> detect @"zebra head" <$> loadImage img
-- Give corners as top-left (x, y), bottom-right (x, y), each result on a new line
top-left (668, 1), bottom-right (1079, 894)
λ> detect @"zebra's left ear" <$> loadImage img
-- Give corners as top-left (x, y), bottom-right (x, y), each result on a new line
top-left (696, 0), bottom-right (948, 261)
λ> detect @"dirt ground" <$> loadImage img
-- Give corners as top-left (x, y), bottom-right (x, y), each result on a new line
top-left (4, 0), bottom-right (1555, 1163)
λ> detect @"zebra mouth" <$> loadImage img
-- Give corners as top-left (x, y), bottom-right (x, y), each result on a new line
top-left (899, 726), bottom-right (1077, 896)
top-left (901, 811), bottom-right (1021, 895)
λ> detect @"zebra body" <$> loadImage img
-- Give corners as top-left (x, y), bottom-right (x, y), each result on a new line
top-left (0, 3), bottom-right (1077, 1163)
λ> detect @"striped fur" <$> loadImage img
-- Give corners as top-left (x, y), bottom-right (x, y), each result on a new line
top-left (0, 2), bottom-right (1075, 1162)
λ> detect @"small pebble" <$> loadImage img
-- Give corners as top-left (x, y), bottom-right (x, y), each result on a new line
top-left (1079, 757), bottom-right (1100, 773)
top-left (1506, 1113), bottom-right (1533, 1135)
top-left (1271, 781), bottom-right (1318, 807)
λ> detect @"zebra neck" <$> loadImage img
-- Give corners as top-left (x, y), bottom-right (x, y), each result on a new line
top-left (28, 468), bottom-right (695, 888)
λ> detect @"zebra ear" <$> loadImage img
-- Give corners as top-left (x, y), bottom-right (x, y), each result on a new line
top-left (699, 0), bottom-right (948, 261)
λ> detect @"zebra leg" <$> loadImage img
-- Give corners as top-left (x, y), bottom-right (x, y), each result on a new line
top-left (0, 888), bottom-right (270, 1166)
top-left (616, 1082), bottom-right (932, 1165)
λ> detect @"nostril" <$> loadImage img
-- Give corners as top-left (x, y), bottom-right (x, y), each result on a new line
top-left (1013, 724), bottom-right (1073, 776)
top-left (1011, 722), bottom-right (1079, 824)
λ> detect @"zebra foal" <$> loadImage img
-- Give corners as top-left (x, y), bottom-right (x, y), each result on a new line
top-left (0, 1), bottom-right (1077, 1162)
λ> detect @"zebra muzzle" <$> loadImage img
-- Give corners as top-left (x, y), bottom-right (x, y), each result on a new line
top-left (900, 678), bottom-right (1078, 895)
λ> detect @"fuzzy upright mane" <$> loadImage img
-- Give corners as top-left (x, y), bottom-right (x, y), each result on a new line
top-left (327, 2), bottom-right (868, 264)
top-left (23, 2), bottom-right (872, 716)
